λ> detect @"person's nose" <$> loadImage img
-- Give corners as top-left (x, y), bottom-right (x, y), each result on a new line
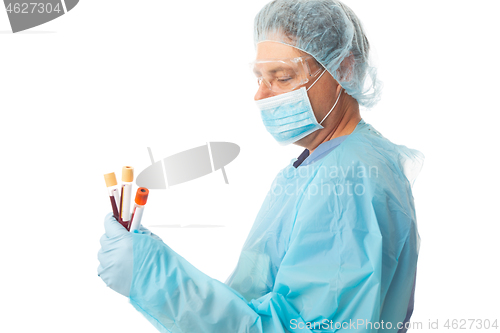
top-left (254, 82), bottom-right (275, 101)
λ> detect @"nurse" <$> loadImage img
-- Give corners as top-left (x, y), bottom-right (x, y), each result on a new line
top-left (98, 1), bottom-right (424, 332)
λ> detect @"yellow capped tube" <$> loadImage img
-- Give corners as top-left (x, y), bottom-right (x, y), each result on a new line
top-left (104, 172), bottom-right (120, 221)
top-left (120, 166), bottom-right (134, 230)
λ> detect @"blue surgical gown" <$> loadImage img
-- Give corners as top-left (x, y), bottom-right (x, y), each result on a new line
top-left (128, 119), bottom-right (424, 332)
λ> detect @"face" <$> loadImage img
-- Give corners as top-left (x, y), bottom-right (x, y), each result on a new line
top-left (253, 41), bottom-right (342, 146)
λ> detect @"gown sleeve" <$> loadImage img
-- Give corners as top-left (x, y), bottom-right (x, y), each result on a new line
top-left (129, 232), bottom-right (322, 333)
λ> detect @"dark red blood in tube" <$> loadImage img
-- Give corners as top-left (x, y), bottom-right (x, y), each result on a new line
top-left (119, 220), bottom-right (130, 231)
top-left (109, 196), bottom-right (120, 221)
top-left (110, 196), bottom-right (129, 230)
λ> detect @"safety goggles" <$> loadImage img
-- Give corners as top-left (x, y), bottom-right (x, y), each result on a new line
top-left (250, 56), bottom-right (323, 94)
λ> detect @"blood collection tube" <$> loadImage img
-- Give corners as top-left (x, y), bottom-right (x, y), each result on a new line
top-left (119, 166), bottom-right (134, 230)
top-left (129, 187), bottom-right (149, 232)
top-left (104, 172), bottom-right (121, 222)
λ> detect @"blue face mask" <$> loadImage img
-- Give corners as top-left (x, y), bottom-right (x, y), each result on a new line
top-left (255, 70), bottom-right (342, 146)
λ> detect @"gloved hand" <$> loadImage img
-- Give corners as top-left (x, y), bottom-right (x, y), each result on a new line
top-left (97, 212), bottom-right (162, 297)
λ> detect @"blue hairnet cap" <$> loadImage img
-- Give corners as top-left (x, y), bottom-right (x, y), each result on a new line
top-left (255, 0), bottom-right (382, 108)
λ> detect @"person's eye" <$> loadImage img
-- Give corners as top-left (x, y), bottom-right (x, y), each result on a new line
top-left (277, 76), bottom-right (292, 82)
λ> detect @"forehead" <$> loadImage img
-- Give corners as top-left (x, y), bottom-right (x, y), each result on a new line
top-left (256, 41), bottom-right (304, 60)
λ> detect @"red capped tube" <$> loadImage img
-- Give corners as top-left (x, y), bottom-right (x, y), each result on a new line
top-left (129, 187), bottom-right (149, 232)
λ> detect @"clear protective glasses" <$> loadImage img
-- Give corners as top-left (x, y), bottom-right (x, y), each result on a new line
top-left (250, 56), bottom-right (324, 94)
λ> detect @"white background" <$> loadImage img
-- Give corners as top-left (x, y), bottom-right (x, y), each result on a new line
top-left (1, 0), bottom-right (499, 332)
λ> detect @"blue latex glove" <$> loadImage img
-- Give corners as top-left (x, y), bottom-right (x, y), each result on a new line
top-left (97, 212), bottom-right (162, 297)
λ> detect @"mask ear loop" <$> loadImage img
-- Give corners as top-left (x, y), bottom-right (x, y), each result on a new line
top-left (305, 68), bottom-right (343, 125)
top-left (306, 69), bottom-right (327, 92)
top-left (319, 87), bottom-right (343, 125)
